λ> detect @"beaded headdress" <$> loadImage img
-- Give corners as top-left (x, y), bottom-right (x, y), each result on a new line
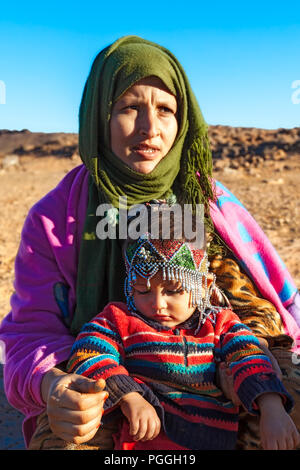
top-left (124, 233), bottom-right (216, 318)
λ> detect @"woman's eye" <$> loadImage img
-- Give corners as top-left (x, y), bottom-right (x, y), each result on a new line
top-left (118, 105), bottom-right (138, 113)
top-left (159, 106), bottom-right (174, 114)
top-left (124, 104), bottom-right (138, 111)
top-left (136, 290), bottom-right (149, 295)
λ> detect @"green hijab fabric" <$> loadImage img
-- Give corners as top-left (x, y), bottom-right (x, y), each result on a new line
top-left (71, 35), bottom-right (216, 335)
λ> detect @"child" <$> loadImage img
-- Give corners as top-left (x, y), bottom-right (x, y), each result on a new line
top-left (67, 222), bottom-right (299, 450)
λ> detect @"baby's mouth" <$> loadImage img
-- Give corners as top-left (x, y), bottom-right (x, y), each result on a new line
top-left (153, 313), bottom-right (172, 320)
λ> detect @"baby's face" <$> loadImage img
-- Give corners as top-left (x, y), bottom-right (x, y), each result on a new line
top-left (132, 271), bottom-right (196, 328)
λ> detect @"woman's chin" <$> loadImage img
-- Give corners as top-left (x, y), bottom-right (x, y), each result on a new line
top-left (129, 159), bottom-right (162, 174)
top-left (115, 150), bottom-right (165, 174)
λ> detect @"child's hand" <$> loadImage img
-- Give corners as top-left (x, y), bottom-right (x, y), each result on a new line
top-left (120, 392), bottom-right (161, 441)
top-left (258, 393), bottom-right (300, 450)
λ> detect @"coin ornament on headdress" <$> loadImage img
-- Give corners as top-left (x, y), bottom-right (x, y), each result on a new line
top-left (124, 233), bottom-right (215, 318)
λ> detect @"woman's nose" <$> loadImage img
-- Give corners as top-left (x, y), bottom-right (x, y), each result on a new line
top-left (138, 108), bottom-right (160, 138)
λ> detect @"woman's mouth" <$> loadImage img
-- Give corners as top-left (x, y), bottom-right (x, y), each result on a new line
top-left (132, 144), bottom-right (160, 159)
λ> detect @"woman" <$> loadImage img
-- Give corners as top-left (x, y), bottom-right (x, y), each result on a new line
top-left (0, 35), bottom-right (299, 450)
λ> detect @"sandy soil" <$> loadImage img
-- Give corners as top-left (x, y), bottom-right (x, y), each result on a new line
top-left (0, 128), bottom-right (299, 449)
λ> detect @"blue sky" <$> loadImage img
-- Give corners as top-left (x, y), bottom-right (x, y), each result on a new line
top-left (0, 1), bottom-right (299, 132)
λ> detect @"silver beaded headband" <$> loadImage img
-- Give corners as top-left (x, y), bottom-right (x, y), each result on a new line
top-left (124, 233), bottom-right (216, 317)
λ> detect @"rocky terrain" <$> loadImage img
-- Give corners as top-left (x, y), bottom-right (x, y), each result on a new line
top-left (0, 125), bottom-right (299, 449)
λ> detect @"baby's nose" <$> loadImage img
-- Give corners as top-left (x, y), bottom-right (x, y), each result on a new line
top-left (151, 290), bottom-right (167, 310)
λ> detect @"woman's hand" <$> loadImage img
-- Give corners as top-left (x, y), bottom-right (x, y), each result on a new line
top-left (41, 368), bottom-right (108, 444)
top-left (119, 392), bottom-right (161, 442)
top-left (258, 393), bottom-right (300, 450)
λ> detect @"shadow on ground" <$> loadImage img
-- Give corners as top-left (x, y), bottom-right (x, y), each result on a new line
top-left (0, 365), bottom-right (25, 449)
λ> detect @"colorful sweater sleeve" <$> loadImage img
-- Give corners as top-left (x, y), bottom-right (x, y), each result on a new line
top-left (67, 306), bottom-right (158, 410)
top-left (215, 310), bottom-right (294, 415)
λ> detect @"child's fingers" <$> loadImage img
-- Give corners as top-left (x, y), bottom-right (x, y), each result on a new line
top-left (261, 436), bottom-right (267, 450)
top-left (148, 418), bottom-right (161, 441)
top-left (286, 419), bottom-right (300, 449)
top-left (286, 435), bottom-right (296, 450)
top-left (132, 419), bottom-right (147, 441)
top-left (129, 418), bottom-right (140, 438)
top-left (152, 416), bottom-right (161, 439)
top-left (262, 436), bottom-right (278, 450)
top-left (284, 428), bottom-right (298, 450)
top-left (140, 419), bottom-right (155, 441)
top-left (276, 428), bottom-right (300, 450)
top-left (140, 416), bottom-right (161, 442)
top-left (278, 438), bottom-right (288, 450)
top-left (293, 430), bottom-right (300, 449)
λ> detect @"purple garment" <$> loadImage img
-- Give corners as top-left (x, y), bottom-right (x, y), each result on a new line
top-left (0, 165), bottom-right (89, 447)
top-left (288, 292), bottom-right (300, 327)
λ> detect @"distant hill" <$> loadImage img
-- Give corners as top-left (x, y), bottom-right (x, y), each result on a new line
top-left (0, 126), bottom-right (299, 169)
top-left (0, 129), bottom-right (78, 158)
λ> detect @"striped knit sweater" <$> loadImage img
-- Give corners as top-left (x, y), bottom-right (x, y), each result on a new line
top-left (67, 302), bottom-right (293, 450)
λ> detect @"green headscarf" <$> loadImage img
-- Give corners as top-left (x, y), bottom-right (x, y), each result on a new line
top-left (71, 35), bottom-right (216, 335)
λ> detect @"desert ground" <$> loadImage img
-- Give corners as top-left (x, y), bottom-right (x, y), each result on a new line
top-left (0, 126), bottom-right (299, 449)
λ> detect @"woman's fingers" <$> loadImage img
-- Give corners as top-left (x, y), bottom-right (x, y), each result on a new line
top-left (49, 413), bottom-right (102, 444)
top-left (68, 377), bottom-right (106, 394)
top-left (56, 425), bottom-right (101, 445)
top-left (48, 403), bottom-right (103, 425)
top-left (49, 380), bottom-right (108, 411)
top-left (47, 391), bottom-right (107, 442)
top-left (46, 373), bottom-right (108, 443)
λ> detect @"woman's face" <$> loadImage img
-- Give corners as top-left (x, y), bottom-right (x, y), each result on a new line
top-left (110, 76), bottom-right (178, 174)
